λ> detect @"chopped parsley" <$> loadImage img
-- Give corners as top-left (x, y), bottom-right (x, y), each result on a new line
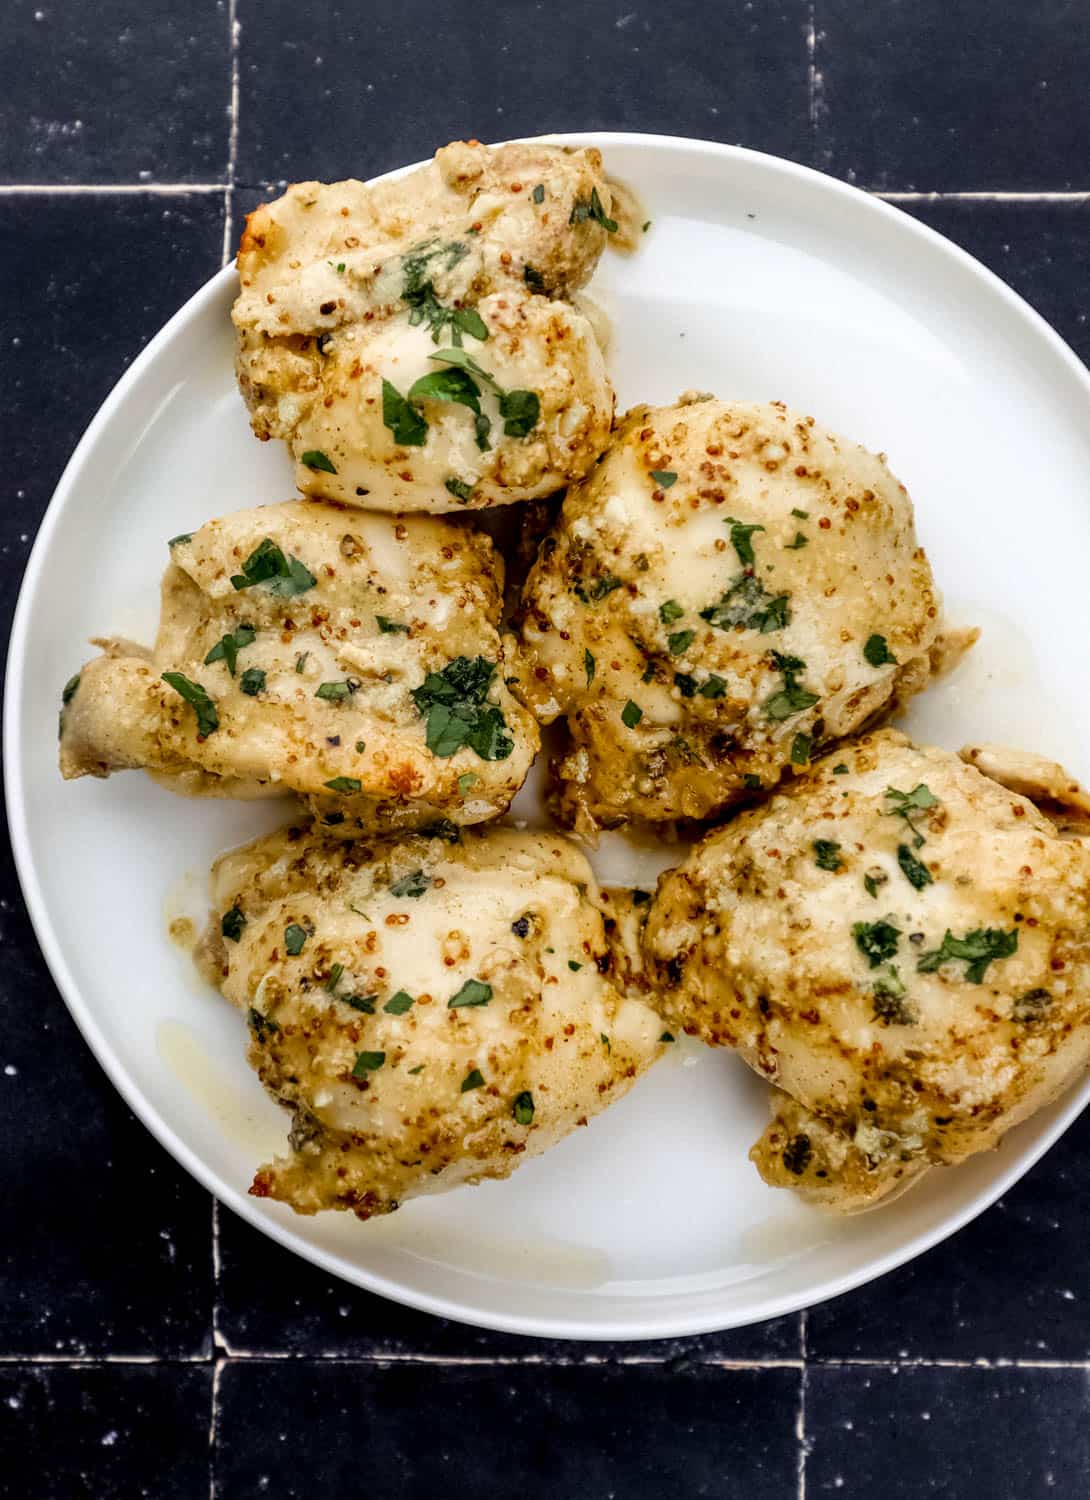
top-left (161, 672), bottom-right (218, 737)
top-left (324, 963), bottom-right (344, 994)
top-left (863, 872), bottom-right (884, 899)
top-left (568, 960), bottom-right (583, 972)
top-left (383, 991), bottom-right (415, 1015)
top-left (600, 1033), bottom-right (611, 1053)
top-left (621, 700), bottom-right (643, 728)
top-left (426, 347), bottom-right (540, 438)
top-left (897, 843), bottom-right (933, 890)
top-left (448, 979), bottom-right (492, 1009)
top-left (790, 732), bottom-right (811, 765)
top-left (791, 507), bottom-right (809, 519)
top-left (659, 599), bottom-right (684, 624)
top-left (344, 994), bottom-right (377, 1014)
top-left (230, 538), bottom-right (316, 597)
top-left (315, 680), bottom-right (356, 702)
top-left (444, 476), bottom-right (473, 502)
top-left (785, 532), bottom-right (808, 550)
top-left (376, 615), bottom-right (409, 633)
top-left (813, 840), bottom-right (842, 871)
top-left (352, 1050), bottom-right (386, 1075)
top-left (532, 184), bottom-right (545, 204)
top-left (1012, 988), bottom-right (1051, 1022)
top-left (239, 667), bottom-right (265, 696)
top-left (411, 656), bottom-right (513, 760)
top-left (700, 674), bottom-right (727, 698)
top-left (872, 966), bottom-right (916, 1025)
top-left (419, 818), bottom-right (462, 843)
top-left (700, 574), bottom-right (789, 634)
top-left (523, 264), bottom-right (546, 293)
top-left (573, 573), bottom-right (622, 603)
top-left (248, 1007), bottom-right (279, 1042)
top-left (381, 377), bottom-right (429, 446)
top-left (167, 532), bottom-right (192, 548)
top-left (390, 870), bottom-right (430, 898)
top-left (300, 449), bottom-right (337, 474)
top-left (460, 1068), bottom-right (486, 1092)
top-left (724, 517), bottom-right (765, 566)
top-left (650, 470), bottom-right (678, 489)
top-left (668, 629), bottom-right (694, 656)
top-left (221, 905), bottom-right (246, 942)
top-left (569, 186), bottom-right (617, 232)
top-left (660, 1031), bottom-right (675, 1043)
top-left (584, 648), bottom-right (596, 685)
top-left (884, 784), bottom-right (938, 848)
top-left (864, 633), bottom-right (898, 667)
top-left (284, 924), bottom-right (307, 955)
top-left (324, 776), bottom-right (361, 793)
top-left (407, 1064), bottom-right (424, 1074)
top-left (204, 625), bottom-right (256, 676)
top-left (513, 1091), bottom-right (535, 1125)
top-left (295, 652), bottom-right (309, 673)
top-left (764, 652), bottom-right (819, 721)
top-left (917, 927), bottom-right (1019, 984)
top-left (852, 918), bottom-right (901, 968)
top-left (832, 763), bottom-right (849, 775)
top-left (458, 772), bottom-right (478, 795)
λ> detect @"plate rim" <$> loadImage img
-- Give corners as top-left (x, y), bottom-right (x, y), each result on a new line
top-left (7, 130), bottom-right (1090, 1341)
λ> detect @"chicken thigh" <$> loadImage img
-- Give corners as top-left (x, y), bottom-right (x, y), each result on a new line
top-left (516, 396), bottom-right (952, 830)
top-left (233, 140), bottom-right (617, 512)
top-left (643, 729), bottom-right (1090, 1209)
top-left (196, 822), bottom-right (666, 1217)
top-left (59, 500), bottom-right (537, 833)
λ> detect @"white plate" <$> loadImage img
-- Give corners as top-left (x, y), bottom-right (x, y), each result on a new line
top-left (8, 134), bottom-right (1090, 1342)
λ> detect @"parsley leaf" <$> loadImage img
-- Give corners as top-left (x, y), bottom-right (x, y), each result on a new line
top-left (230, 538), bottom-right (316, 597)
top-left (284, 923), bottom-right (307, 955)
top-left (724, 517), bottom-right (765, 566)
top-left (897, 843), bottom-right (933, 890)
top-left (513, 1091), bottom-right (535, 1125)
top-left (499, 388), bottom-right (540, 437)
top-left (248, 1007), bottom-right (279, 1042)
top-left (324, 964), bottom-right (343, 994)
top-left (659, 599), bottom-right (684, 624)
top-left (917, 927), bottom-right (1018, 984)
top-left (352, 1050), bottom-right (386, 1075)
top-left (852, 918), bottom-right (901, 968)
top-left (701, 574), bottom-right (790, 634)
top-left (764, 652), bottom-right (819, 721)
top-left (382, 377), bottom-right (429, 445)
top-left (324, 776), bottom-right (361, 793)
top-left (301, 449), bottom-right (337, 474)
top-left (390, 870), bottom-right (430, 898)
top-left (167, 532), bottom-right (192, 548)
top-left (813, 839), bottom-right (842, 871)
top-left (411, 656), bottom-right (513, 760)
top-left (532, 184), bottom-right (545, 204)
top-left (239, 667), bottom-right (265, 696)
top-left (221, 905), bottom-right (246, 941)
top-left (790, 732), bottom-right (811, 764)
top-left (458, 772), bottom-right (477, 795)
top-left (461, 1068), bottom-right (485, 1092)
top-left (785, 532), bottom-right (808, 550)
top-left (700, 675), bottom-right (727, 698)
top-left (584, 648), bottom-right (596, 685)
top-left (884, 784), bottom-right (938, 848)
top-left (864, 633), bottom-right (899, 667)
top-left (344, 994), bottom-right (377, 1014)
top-left (872, 966), bottom-right (917, 1025)
top-left (376, 615), bottom-right (409, 635)
top-left (449, 978), bottom-right (492, 1009)
top-left (444, 477), bottom-right (473, 502)
top-left (650, 470), bottom-right (678, 489)
top-left (161, 672), bottom-right (218, 737)
top-left (569, 186), bottom-right (617, 232)
top-left (409, 365), bottom-right (482, 414)
top-left (621, 700), bottom-right (643, 728)
top-left (383, 991), bottom-right (415, 1015)
top-left (524, 264), bottom-right (546, 293)
top-left (668, 629), bottom-right (694, 656)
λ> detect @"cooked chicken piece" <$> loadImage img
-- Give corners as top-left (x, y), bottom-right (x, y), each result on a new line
top-left (233, 140), bottom-right (617, 512)
top-left (515, 396), bottom-right (947, 830)
top-left (59, 500), bottom-right (537, 833)
top-left (196, 822), bottom-right (665, 1218)
top-left (643, 728), bottom-right (1090, 1210)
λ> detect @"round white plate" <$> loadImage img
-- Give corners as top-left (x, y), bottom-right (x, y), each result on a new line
top-left (9, 134), bottom-right (1090, 1341)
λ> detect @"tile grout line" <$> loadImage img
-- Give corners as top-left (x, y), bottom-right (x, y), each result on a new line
top-left (221, 0), bottom-right (241, 267)
top-left (876, 190), bottom-right (1090, 203)
top-left (2, 1350), bottom-right (1090, 1368)
top-left (0, 184), bottom-right (1088, 203)
top-left (208, 1357), bottom-right (224, 1500)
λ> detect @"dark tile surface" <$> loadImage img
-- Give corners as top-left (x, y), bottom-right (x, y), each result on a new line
top-left (234, 0), bottom-right (812, 188)
top-left (215, 1361), bottom-right (800, 1497)
top-left (816, 0), bottom-right (1090, 190)
top-left (898, 199), bottom-right (1090, 365)
top-left (0, 1365), bottom-right (212, 1499)
top-left (806, 1365), bottom-right (1090, 1498)
top-left (0, 1), bottom-right (230, 184)
top-left (809, 1109), bottom-right (1090, 1361)
top-left (0, 191), bottom-right (223, 1356)
top-left (215, 1203), bottom-right (800, 1360)
top-left (0, 191), bottom-right (225, 642)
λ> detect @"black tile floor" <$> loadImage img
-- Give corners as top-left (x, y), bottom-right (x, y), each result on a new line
top-left (4, 2), bottom-right (1090, 1495)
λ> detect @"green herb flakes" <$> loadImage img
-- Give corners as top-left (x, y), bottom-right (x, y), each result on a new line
top-left (284, 923), bottom-right (307, 956)
top-left (813, 840), bottom-right (842, 872)
top-left (513, 1091), bottom-right (535, 1125)
top-left (621, 700), bottom-right (643, 728)
top-left (701, 574), bottom-right (789, 634)
top-left (230, 538), bottom-right (316, 597)
top-left (790, 732), bottom-right (812, 765)
top-left (239, 667), bottom-right (265, 696)
top-left (353, 1050), bottom-right (386, 1075)
top-left (383, 991), bottom-right (415, 1015)
top-left (458, 772), bottom-right (478, 795)
top-left (584, 648), bottom-right (596, 685)
top-left (884, 784), bottom-right (938, 848)
top-left (324, 776), bottom-right (361, 793)
top-left (301, 449), bottom-right (337, 474)
top-left (764, 652), bottom-right (819, 721)
top-left (864, 633), bottom-right (899, 667)
top-left (381, 377), bottom-right (429, 446)
top-left (376, 615), bottom-right (410, 633)
top-left (650, 470), bottom-right (678, 489)
top-left (411, 656), bottom-right (513, 761)
top-left (917, 927), bottom-right (1018, 984)
top-left (449, 979), bottom-right (492, 1009)
top-left (668, 629), bottom-right (694, 656)
top-left (248, 1007), bottom-right (280, 1042)
top-left (532, 184), bottom-right (545, 204)
top-left (569, 186), bottom-right (617, 232)
top-left (390, 870), bottom-right (430, 898)
top-left (161, 672), bottom-right (218, 737)
top-left (344, 994), bottom-right (377, 1014)
top-left (444, 477), bottom-right (473, 502)
top-left (460, 1068), bottom-right (485, 1092)
top-left (852, 918), bottom-right (901, 968)
top-left (724, 517), bottom-right (765, 566)
top-left (221, 905), bottom-right (246, 942)
top-left (897, 843), bottom-right (933, 890)
top-left (324, 963), bottom-right (344, 994)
